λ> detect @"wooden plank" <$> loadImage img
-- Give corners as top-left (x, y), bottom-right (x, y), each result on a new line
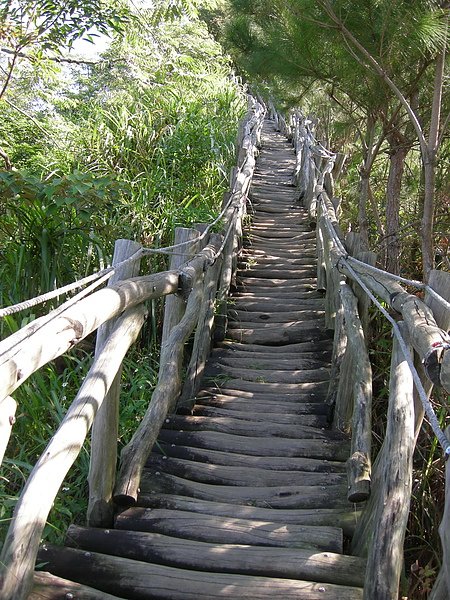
top-left (142, 458), bottom-right (346, 487)
top-left (136, 470), bottom-right (350, 509)
top-left (193, 397), bottom-right (329, 414)
top-left (228, 309), bottom-right (325, 322)
top-left (162, 414), bottom-right (344, 440)
top-left (204, 363), bottom-right (330, 384)
top-left (66, 525), bottom-right (367, 587)
top-left (157, 429), bottom-right (350, 461)
top-left (136, 493), bottom-right (360, 534)
top-left (149, 446), bottom-right (345, 472)
top-left (88, 238), bottom-right (141, 527)
top-left (115, 509), bottom-right (344, 552)
top-left (0, 304), bottom-right (147, 600)
top-left (190, 405), bottom-right (327, 426)
top-left (37, 544), bottom-right (364, 599)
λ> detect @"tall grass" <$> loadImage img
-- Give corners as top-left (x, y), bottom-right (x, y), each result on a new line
top-left (0, 9), bottom-right (245, 547)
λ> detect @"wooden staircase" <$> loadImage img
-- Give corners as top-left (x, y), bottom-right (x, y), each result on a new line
top-left (33, 121), bottom-right (366, 599)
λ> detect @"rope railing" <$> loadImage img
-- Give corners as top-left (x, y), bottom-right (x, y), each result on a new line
top-left (281, 106), bottom-right (450, 600)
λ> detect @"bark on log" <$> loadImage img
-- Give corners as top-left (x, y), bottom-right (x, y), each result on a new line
top-left (0, 305), bottom-right (147, 600)
top-left (88, 239), bottom-right (141, 528)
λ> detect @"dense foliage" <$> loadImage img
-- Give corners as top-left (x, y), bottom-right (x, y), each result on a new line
top-left (0, 0), bottom-right (245, 547)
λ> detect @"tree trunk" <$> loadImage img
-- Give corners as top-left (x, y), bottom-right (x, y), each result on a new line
top-left (385, 141), bottom-right (408, 275)
top-left (422, 153), bottom-right (436, 281)
top-left (358, 116), bottom-right (376, 251)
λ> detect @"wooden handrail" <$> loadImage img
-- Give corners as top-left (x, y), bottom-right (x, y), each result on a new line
top-left (284, 107), bottom-right (450, 599)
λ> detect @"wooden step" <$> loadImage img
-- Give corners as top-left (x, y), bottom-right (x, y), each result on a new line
top-left (143, 457), bottom-right (345, 487)
top-left (150, 445), bottom-right (344, 472)
top-left (162, 414), bottom-right (341, 440)
top-left (194, 395), bottom-right (330, 413)
top-left (204, 363), bottom-right (330, 384)
top-left (65, 525), bottom-right (366, 587)
top-left (228, 309), bottom-right (325, 323)
top-left (134, 494), bottom-right (361, 537)
top-left (37, 544), bottom-right (364, 599)
top-left (190, 405), bottom-right (327, 425)
top-left (157, 429), bottom-right (350, 461)
top-left (116, 508), bottom-right (344, 552)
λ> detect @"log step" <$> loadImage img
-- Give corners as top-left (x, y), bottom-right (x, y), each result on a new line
top-left (143, 457), bottom-right (346, 487)
top-left (65, 525), bottom-right (366, 587)
top-left (115, 508), bottom-right (344, 552)
top-left (150, 445), bottom-right (345, 472)
top-left (37, 544), bottom-right (364, 599)
top-left (157, 430), bottom-right (351, 461)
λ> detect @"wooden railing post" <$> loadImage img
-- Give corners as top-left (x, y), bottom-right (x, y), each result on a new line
top-left (87, 239), bottom-right (141, 527)
top-left (179, 233), bottom-right (224, 411)
top-left (430, 426), bottom-right (450, 599)
top-left (161, 227), bottom-right (199, 346)
top-left (360, 322), bottom-right (414, 599)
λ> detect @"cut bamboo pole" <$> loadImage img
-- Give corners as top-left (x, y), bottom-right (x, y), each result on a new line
top-left (0, 304), bottom-right (147, 600)
top-left (362, 323), bottom-right (414, 599)
top-left (88, 239), bottom-right (141, 527)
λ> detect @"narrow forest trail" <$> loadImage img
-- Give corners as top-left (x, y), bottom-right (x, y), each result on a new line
top-left (33, 120), bottom-right (366, 599)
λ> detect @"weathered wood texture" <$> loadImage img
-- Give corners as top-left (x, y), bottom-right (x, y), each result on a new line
top-left (0, 304), bottom-right (147, 600)
top-left (334, 283), bottom-right (372, 502)
top-left (430, 426), bottom-right (450, 600)
top-left (360, 323), bottom-right (414, 599)
top-left (88, 238), bottom-right (142, 528)
top-left (161, 227), bottom-right (200, 345)
top-left (114, 243), bottom-right (220, 505)
top-left (179, 233), bottom-right (223, 410)
top-left (0, 271), bottom-right (178, 402)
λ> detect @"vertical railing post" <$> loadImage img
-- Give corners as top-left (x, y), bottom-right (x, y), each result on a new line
top-left (161, 227), bottom-right (199, 347)
top-left (87, 238), bottom-right (141, 527)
